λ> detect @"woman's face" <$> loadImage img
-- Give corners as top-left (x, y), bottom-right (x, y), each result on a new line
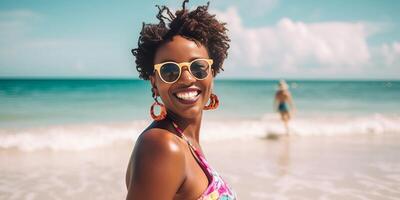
top-left (151, 35), bottom-right (213, 120)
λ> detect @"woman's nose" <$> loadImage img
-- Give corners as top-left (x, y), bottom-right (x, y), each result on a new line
top-left (178, 66), bottom-right (196, 84)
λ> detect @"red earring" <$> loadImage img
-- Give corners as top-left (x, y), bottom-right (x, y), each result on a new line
top-left (204, 93), bottom-right (219, 110)
top-left (150, 89), bottom-right (167, 121)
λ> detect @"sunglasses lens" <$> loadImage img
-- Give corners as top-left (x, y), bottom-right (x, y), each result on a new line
top-left (190, 60), bottom-right (210, 79)
top-left (159, 63), bottom-right (180, 82)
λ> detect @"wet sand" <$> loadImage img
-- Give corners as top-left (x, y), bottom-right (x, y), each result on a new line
top-left (1, 134), bottom-right (400, 200)
top-left (206, 134), bottom-right (400, 199)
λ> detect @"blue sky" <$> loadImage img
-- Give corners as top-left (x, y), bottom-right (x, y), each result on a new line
top-left (0, 0), bottom-right (399, 79)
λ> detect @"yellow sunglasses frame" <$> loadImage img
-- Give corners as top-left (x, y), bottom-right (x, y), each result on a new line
top-left (153, 58), bottom-right (213, 83)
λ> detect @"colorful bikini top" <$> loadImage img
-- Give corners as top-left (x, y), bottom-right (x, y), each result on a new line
top-left (170, 120), bottom-right (237, 200)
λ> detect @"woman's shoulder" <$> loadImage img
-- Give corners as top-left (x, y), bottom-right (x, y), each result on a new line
top-left (277, 90), bottom-right (291, 96)
top-left (129, 127), bottom-right (187, 180)
top-left (134, 127), bottom-right (186, 160)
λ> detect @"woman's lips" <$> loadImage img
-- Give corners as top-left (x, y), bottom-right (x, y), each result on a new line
top-left (173, 87), bottom-right (201, 105)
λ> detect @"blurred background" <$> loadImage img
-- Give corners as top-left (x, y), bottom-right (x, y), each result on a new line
top-left (0, 0), bottom-right (399, 199)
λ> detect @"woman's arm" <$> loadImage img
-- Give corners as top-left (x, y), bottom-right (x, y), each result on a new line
top-left (288, 92), bottom-right (296, 114)
top-left (126, 129), bottom-right (186, 200)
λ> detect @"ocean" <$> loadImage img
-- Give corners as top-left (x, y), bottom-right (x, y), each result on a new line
top-left (0, 79), bottom-right (399, 151)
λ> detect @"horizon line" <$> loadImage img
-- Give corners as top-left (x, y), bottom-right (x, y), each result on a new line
top-left (0, 76), bottom-right (399, 82)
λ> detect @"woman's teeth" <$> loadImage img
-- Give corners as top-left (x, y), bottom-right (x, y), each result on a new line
top-left (176, 91), bottom-right (199, 100)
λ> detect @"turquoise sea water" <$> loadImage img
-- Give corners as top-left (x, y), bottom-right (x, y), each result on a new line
top-left (0, 79), bottom-right (399, 150)
top-left (1, 79), bottom-right (399, 127)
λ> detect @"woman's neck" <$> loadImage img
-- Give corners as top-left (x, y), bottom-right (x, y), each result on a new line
top-left (167, 112), bottom-right (203, 143)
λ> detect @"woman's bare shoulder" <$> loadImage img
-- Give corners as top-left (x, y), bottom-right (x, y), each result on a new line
top-left (136, 127), bottom-right (184, 153)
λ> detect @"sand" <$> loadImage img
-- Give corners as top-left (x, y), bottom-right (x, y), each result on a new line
top-left (1, 134), bottom-right (400, 200)
top-left (206, 134), bottom-right (400, 199)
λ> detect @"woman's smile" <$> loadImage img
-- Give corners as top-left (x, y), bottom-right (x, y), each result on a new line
top-left (173, 86), bottom-right (202, 104)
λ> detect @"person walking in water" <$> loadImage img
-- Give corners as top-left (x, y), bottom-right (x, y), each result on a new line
top-left (274, 80), bottom-right (296, 135)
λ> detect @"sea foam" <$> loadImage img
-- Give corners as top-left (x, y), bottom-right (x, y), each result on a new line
top-left (0, 114), bottom-right (399, 151)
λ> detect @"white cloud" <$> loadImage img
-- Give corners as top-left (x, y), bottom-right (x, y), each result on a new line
top-left (212, 7), bottom-right (376, 78)
top-left (381, 42), bottom-right (400, 66)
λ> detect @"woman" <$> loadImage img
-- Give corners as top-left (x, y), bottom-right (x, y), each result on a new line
top-left (126, 1), bottom-right (236, 199)
top-left (274, 80), bottom-right (295, 135)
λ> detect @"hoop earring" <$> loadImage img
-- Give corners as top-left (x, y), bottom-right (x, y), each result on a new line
top-left (204, 93), bottom-right (219, 110)
top-left (150, 94), bottom-right (167, 121)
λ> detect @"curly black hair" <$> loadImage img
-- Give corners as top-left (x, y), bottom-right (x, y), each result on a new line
top-left (132, 0), bottom-right (230, 80)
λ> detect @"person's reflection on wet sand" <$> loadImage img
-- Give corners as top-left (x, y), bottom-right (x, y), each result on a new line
top-left (277, 136), bottom-right (291, 177)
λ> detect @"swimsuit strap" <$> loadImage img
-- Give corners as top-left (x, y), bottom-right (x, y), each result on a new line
top-left (168, 118), bottom-right (201, 155)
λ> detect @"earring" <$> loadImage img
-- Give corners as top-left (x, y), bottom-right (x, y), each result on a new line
top-left (150, 89), bottom-right (167, 121)
top-left (204, 93), bottom-right (219, 110)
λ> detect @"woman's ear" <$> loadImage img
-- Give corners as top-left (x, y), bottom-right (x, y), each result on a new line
top-left (149, 75), bottom-right (155, 87)
top-left (149, 75), bottom-right (158, 96)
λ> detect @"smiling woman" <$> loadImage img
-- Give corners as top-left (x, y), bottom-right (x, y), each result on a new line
top-left (125, 0), bottom-right (235, 200)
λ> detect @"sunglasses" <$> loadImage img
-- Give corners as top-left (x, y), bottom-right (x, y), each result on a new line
top-left (153, 58), bottom-right (213, 83)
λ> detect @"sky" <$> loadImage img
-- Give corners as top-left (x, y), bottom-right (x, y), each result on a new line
top-left (0, 0), bottom-right (399, 79)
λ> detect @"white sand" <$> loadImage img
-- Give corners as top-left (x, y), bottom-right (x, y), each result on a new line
top-left (1, 134), bottom-right (400, 200)
top-left (205, 134), bottom-right (400, 199)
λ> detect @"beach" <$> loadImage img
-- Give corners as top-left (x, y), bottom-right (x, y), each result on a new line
top-left (1, 79), bottom-right (399, 199)
top-left (1, 0), bottom-right (400, 198)
top-left (1, 132), bottom-right (400, 199)
top-left (208, 135), bottom-right (400, 199)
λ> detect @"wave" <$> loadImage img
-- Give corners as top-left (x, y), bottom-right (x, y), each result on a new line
top-left (261, 113), bottom-right (400, 135)
top-left (0, 114), bottom-right (399, 151)
top-left (0, 121), bottom-right (147, 151)
top-left (202, 113), bottom-right (400, 139)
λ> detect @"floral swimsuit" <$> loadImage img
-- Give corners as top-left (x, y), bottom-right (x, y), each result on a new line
top-left (170, 120), bottom-right (237, 200)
